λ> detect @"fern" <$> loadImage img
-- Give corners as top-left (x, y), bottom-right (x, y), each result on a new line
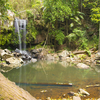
top-left (67, 28), bottom-right (87, 49)
top-left (49, 29), bottom-right (65, 45)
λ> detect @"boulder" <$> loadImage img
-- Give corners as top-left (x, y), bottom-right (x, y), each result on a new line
top-left (95, 52), bottom-right (100, 60)
top-left (0, 49), bottom-right (7, 56)
top-left (45, 54), bottom-right (55, 61)
top-left (77, 63), bottom-right (89, 69)
top-left (0, 63), bottom-right (22, 68)
top-left (31, 49), bottom-right (39, 54)
top-left (15, 48), bottom-right (22, 54)
top-left (4, 49), bottom-right (11, 54)
top-left (73, 96), bottom-right (81, 100)
top-left (1, 53), bottom-right (13, 60)
top-left (31, 58), bottom-right (37, 63)
top-left (94, 65), bottom-right (100, 72)
top-left (53, 54), bottom-right (59, 61)
top-left (6, 57), bottom-right (23, 64)
top-left (59, 61), bottom-right (69, 67)
top-left (32, 53), bottom-right (39, 58)
top-left (58, 50), bottom-right (69, 58)
top-left (96, 60), bottom-right (100, 64)
top-left (38, 49), bottom-right (48, 60)
top-left (78, 88), bottom-right (90, 96)
top-left (0, 49), bottom-right (13, 60)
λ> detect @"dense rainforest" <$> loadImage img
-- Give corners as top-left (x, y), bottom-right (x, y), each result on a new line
top-left (0, 0), bottom-right (100, 51)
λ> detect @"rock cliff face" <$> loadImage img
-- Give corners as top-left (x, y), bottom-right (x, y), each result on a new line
top-left (0, 73), bottom-right (36, 100)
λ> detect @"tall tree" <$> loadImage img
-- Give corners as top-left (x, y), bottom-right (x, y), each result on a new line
top-left (0, 0), bottom-right (9, 16)
top-left (43, 0), bottom-right (81, 46)
top-left (43, 0), bottom-right (72, 45)
top-left (83, 0), bottom-right (100, 51)
top-left (91, 7), bottom-right (100, 52)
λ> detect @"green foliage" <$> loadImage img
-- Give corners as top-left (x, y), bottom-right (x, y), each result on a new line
top-left (67, 28), bottom-right (87, 49)
top-left (93, 35), bottom-right (98, 46)
top-left (85, 47), bottom-right (91, 56)
top-left (49, 29), bottom-right (65, 45)
top-left (43, 0), bottom-right (72, 23)
top-left (26, 11), bottom-right (38, 44)
top-left (91, 7), bottom-right (100, 23)
top-left (67, 28), bottom-right (86, 41)
top-left (32, 0), bottom-right (41, 9)
top-left (78, 54), bottom-right (87, 60)
top-left (70, 11), bottom-right (84, 28)
top-left (0, 27), bottom-right (19, 48)
top-left (83, 0), bottom-right (100, 23)
top-left (0, 0), bottom-right (9, 16)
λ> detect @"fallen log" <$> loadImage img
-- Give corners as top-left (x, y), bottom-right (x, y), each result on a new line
top-left (73, 50), bottom-right (87, 55)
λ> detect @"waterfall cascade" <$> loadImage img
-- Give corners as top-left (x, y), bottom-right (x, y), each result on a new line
top-left (14, 18), bottom-right (27, 87)
top-left (14, 18), bottom-right (27, 51)
top-left (14, 17), bottom-right (38, 61)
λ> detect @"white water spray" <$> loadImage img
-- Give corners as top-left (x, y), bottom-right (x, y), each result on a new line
top-left (14, 18), bottom-right (27, 88)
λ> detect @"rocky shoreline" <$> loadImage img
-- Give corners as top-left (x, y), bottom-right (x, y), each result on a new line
top-left (0, 48), bottom-right (99, 71)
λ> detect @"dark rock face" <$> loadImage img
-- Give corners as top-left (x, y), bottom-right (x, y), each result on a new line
top-left (34, 31), bottom-right (46, 44)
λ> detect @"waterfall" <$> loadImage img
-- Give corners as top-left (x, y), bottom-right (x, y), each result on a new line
top-left (14, 18), bottom-right (27, 51)
top-left (14, 18), bottom-right (27, 88)
top-left (15, 18), bottom-right (22, 51)
top-left (19, 19), bottom-right (27, 51)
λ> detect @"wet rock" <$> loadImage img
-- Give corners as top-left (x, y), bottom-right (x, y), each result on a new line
top-left (31, 49), bottom-right (43, 59)
top-left (4, 49), bottom-right (11, 54)
top-left (73, 96), bottom-right (81, 100)
top-left (0, 49), bottom-right (8, 56)
top-left (45, 54), bottom-right (55, 60)
top-left (78, 88), bottom-right (90, 96)
top-left (40, 90), bottom-right (47, 93)
top-left (77, 63), bottom-right (89, 69)
top-left (32, 53), bottom-right (39, 58)
top-left (94, 65), bottom-right (100, 72)
top-left (0, 49), bottom-right (13, 60)
top-left (31, 49), bottom-right (39, 54)
top-left (1, 63), bottom-right (22, 68)
top-left (58, 50), bottom-right (69, 60)
top-left (96, 60), bottom-right (100, 64)
top-left (68, 91), bottom-right (75, 96)
top-left (15, 49), bottom-right (32, 60)
top-left (31, 58), bottom-right (37, 63)
top-left (21, 55), bottom-right (27, 60)
top-left (15, 48), bottom-right (22, 54)
top-left (59, 61), bottom-right (70, 67)
top-left (86, 84), bottom-right (100, 88)
top-left (95, 52), bottom-right (100, 60)
top-left (46, 97), bottom-right (51, 100)
top-left (1, 53), bottom-right (13, 60)
top-left (6, 57), bottom-right (23, 64)
top-left (68, 91), bottom-right (79, 96)
top-left (62, 98), bottom-right (67, 100)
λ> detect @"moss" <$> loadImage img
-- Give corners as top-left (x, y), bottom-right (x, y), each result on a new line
top-left (0, 60), bottom-right (6, 64)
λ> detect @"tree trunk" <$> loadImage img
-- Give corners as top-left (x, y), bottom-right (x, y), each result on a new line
top-left (54, 20), bottom-right (58, 48)
top-left (65, 19), bottom-right (68, 36)
top-left (43, 23), bottom-right (50, 47)
top-left (98, 22), bottom-right (100, 52)
top-left (81, 0), bottom-right (82, 12)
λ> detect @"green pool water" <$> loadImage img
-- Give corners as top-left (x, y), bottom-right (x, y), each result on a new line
top-left (1, 61), bottom-right (100, 99)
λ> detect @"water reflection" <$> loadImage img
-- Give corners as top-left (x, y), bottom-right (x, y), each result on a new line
top-left (2, 61), bottom-right (100, 99)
